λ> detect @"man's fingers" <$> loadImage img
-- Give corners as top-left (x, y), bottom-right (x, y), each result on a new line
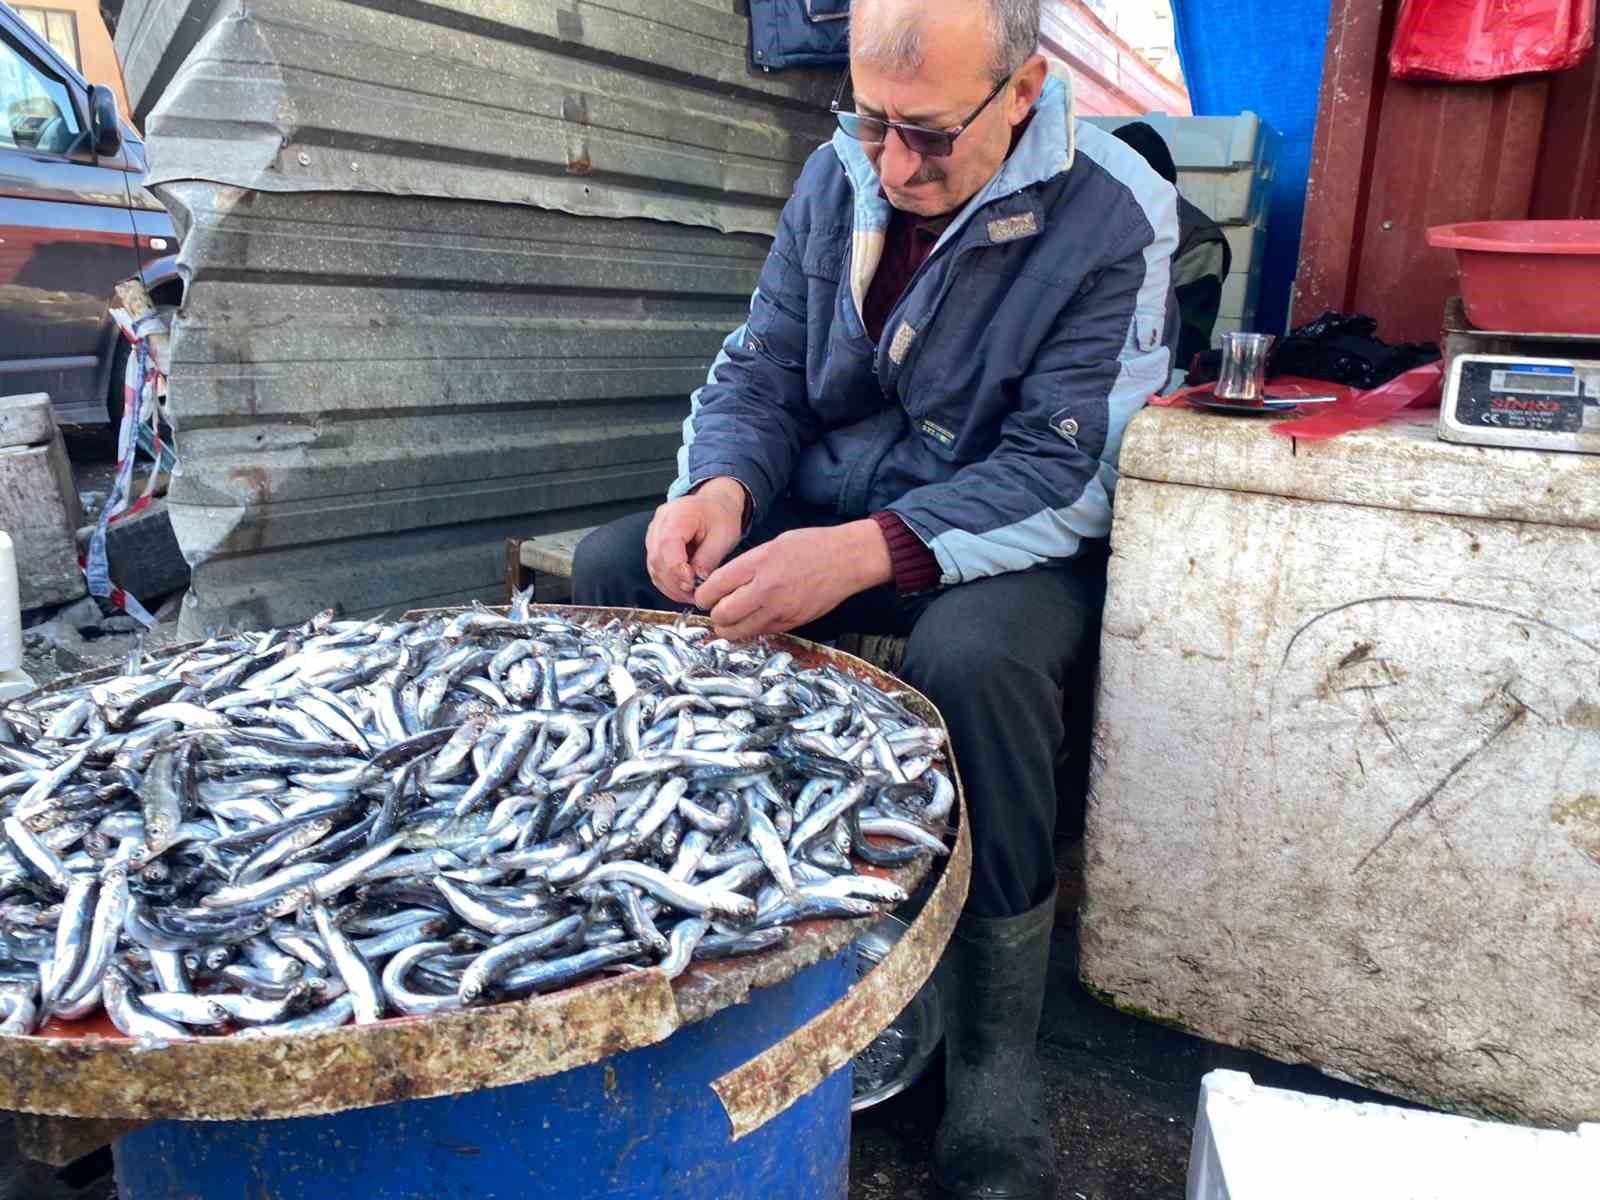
top-left (645, 551), bottom-right (693, 603)
top-left (695, 552), bottom-right (759, 611)
top-left (717, 600), bottom-right (802, 642)
top-left (708, 580), bottom-right (765, 632)
top-left (645, 510), bottom-right (696, 603)
top-left (687, 525), bottom-right (740, 584)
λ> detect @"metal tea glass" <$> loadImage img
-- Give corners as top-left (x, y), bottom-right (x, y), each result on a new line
top-left (1214, 333), bottom-right (1276, 403)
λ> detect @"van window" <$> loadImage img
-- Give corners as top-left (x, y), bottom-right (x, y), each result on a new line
top-left (15, 9), bottom-right (81, 72)
top-left (0, 34), bottom-right (81, 154)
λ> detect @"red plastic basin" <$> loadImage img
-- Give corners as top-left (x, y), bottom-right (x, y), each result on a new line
top-left (1427, 220), bottom-right (1600, 335)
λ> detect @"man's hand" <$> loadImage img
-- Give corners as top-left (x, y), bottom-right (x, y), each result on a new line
top-left (645, 478), bottom-right (748, 604)
top-left (694, 520), bottom-right (893, 640)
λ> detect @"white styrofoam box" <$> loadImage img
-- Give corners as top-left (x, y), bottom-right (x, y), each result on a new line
top-left (1083, 112), bottom-right (1279, 226)
top-left (1187, 1071), bottom-right (1600, 1200)
top-left (0, 532), bottom-right (31, 700)
top-left (0, 532), bottom-right (19, 673)
top-left (1089, 407), bottom-right (1600, 1128)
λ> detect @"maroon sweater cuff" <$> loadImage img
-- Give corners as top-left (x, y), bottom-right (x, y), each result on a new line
top-left (870, 511), bottom-right (941, 595)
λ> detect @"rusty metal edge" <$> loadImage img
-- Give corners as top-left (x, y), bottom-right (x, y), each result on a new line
top-left (712, 765), bottom-right (969, 1141)
top-left (0, 605), bottom-right (946, 1129)
top-left (0, 961), bottom-right (680, 1122)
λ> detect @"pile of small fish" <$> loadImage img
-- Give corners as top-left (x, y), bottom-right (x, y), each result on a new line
top-left (0, 596), bottom-right (952, 1041)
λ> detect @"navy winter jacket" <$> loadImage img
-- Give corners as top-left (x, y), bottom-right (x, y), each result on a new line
top-left (669, 73), bottom-right (1180, 587)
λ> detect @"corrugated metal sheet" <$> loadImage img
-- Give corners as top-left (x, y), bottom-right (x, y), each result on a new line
top-left (114, 0), bottom-right (833, 635)
top-left (1041, 0), bottom-right (1191, 117)
top-left (1532, 48), bottom-right (1600, 219)
top-left (1294, 0), bottom-right (1600, 344)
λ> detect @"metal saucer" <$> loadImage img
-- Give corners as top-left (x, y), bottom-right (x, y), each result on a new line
top-left (1188, 395), bottom-right (1296, 416)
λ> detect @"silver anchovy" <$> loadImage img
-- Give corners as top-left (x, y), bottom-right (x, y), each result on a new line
top-left (0, 600), bottom-right (949, 1038)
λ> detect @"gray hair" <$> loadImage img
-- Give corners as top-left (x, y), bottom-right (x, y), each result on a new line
top-left (852, 0), bottom-right (1041, 83)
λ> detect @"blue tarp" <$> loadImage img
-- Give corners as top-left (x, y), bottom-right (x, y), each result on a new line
top-left (1172, 0), bottom-right (1332, 335)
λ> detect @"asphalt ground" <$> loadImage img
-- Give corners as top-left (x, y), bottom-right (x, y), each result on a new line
top-left (849, 918), bottom-right (1419, 1200)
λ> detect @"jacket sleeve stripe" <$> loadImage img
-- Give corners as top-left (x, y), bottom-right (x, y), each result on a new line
top-left (1077, 125), bottom-right (1180, 466)
top-left (910, 129), bottom-right (1179, 585)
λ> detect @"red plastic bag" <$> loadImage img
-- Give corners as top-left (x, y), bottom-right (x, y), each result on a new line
top-left (1147, 364), bottom-right (1444, 443)
top-left (1390, 0), bottom-right (1596, 81)
top-left (1267, 363), bottom-right (1443, 442)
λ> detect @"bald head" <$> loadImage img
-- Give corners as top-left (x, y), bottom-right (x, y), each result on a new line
top-left (851, 0), bottom-right (1041, 83)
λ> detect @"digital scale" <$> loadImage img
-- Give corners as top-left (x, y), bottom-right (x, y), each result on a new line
top-left (1438, 297), bottom-right (1600, 454)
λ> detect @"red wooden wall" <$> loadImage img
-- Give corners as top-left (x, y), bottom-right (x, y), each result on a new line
top-left (1295, 0), bottom-right (1600, 343)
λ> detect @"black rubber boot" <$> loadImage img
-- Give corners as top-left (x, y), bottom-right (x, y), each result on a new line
top-left (931, 888), bottom-right (1058, 1199)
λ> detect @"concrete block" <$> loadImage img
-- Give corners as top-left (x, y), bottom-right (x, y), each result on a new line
top-left (0, 395), bottom-right (85, 610)
top-left (0, 394), bottom-right (58, 450)
top-left (1085, 406), bottom-right (1600, 1129)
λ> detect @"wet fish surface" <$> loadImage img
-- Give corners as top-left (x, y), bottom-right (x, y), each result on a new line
top-left (0, 597), bottom-right (951, 1040)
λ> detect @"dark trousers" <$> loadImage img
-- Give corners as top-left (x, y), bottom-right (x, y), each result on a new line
top-left (571, 500), bottom-right (1105, 919)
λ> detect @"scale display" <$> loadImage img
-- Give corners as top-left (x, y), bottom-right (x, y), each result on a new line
top-left (1440, 353), bottom-right (1600, 453)
top-left (1487, 367), bottom-right (1580, 397)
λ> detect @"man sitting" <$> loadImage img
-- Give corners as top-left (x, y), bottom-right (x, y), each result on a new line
top-left (575, 1), bottom-right (1178, 1194)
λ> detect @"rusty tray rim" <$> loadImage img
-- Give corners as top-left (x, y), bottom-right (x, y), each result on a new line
top-left (0, 605), bottom-right (965, 1134)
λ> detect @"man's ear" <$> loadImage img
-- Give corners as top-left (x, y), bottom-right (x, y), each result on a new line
top-left (1008, 53), bottom-right (1049, 123)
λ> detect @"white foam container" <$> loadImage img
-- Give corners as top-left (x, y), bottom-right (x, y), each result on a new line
top-left (0, 532), bottom-right (19, 673)
top-left (0, 532), bottom-right (32, 700)
top-left (1187, 1071), bottom-right (1600, 1200)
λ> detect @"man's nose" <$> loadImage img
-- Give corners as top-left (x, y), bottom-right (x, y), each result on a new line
top-left (877, 129), bottom-right (925, 188)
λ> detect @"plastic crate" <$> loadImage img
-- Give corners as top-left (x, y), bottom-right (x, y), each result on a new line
top-left (1219, 222), bottom-right (1266, 324)
top-left (1187, 1071), bottom-right (1600, 1200)
top-left (1084, 112), bottom-right (1279, 227)
top-left (1220, 223), bottom-right (1266, 307)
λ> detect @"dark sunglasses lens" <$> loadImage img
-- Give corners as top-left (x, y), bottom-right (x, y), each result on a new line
top-left (836, 113), bottom-right (887, 144)
top-left (900, 127), bottom-right (956, 158)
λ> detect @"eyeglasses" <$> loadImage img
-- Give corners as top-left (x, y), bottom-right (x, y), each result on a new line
top-left (831, 71), bottom-right (1010, 158)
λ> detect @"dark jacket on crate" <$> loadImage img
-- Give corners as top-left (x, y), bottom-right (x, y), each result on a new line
top-left (748, 0), bottom-right (853, 70)
top-left (1112, 120), bottom-right (1232, 374)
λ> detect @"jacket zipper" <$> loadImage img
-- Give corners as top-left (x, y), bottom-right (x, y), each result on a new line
top-left (841, 192), bottom-right (1039, 515)
top-left (840, 231), bottom-right (996, 514)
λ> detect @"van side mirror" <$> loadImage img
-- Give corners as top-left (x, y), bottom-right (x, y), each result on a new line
top-left (88, 85), bottom-right (122, 158)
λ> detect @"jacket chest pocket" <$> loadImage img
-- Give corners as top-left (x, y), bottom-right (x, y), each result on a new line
top-left (896, 266), bottom-right (1046, 464)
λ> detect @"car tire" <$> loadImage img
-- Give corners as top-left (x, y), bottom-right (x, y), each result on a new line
top-left (106, 306), bottom-right (177, 432)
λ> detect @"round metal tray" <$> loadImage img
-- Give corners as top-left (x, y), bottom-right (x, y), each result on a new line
top-left (0, 605), bottom-right (969, 1143)
top-left (851, 914), bottom-right (944, 1111)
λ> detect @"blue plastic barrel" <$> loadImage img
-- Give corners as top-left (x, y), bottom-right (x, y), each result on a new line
top-left (113, 947), bottom-right (854, 1200)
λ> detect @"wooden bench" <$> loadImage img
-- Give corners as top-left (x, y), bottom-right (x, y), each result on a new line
top-left (506, 528), bottom-right (593, 604)
top-left (505, 530), bottom-right (908, 674)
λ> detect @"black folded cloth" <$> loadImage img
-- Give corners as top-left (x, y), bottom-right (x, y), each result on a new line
top-left (1186, 312), bottom-right (1440, 390)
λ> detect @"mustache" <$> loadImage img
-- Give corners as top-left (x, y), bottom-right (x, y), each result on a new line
top-left (906, 166), bottom-right (946, 185)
